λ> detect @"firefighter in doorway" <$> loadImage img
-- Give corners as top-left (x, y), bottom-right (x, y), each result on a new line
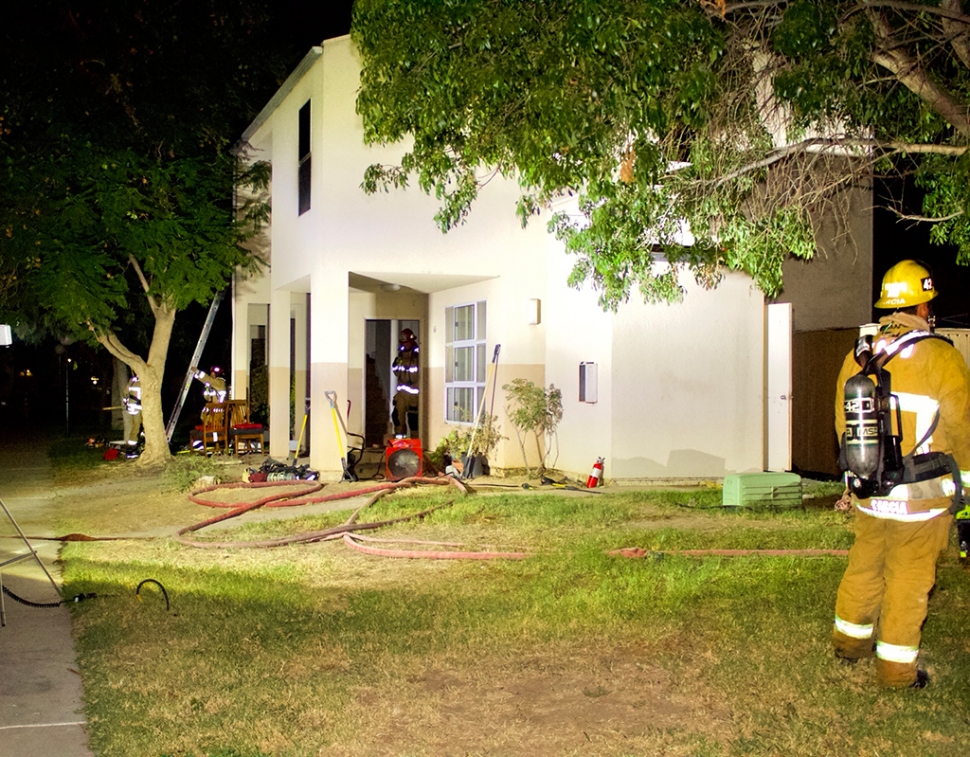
top-left (833, 260), bottom-right (970, 688)
top-left (392, 328), bottom-right (419, 437)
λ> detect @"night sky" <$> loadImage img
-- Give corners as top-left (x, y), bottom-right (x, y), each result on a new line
top-left (281, 0), bottom-right (354, 52)
top-left (873, 179), bottom-right (970, 328)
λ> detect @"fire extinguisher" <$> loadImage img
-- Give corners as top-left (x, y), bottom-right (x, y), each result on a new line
top-left (586, 457), bottom-right (604, 488)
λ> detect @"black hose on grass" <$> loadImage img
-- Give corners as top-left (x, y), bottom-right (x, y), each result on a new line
top-left (2, 579), bottom-right (169, 612)
top-left (136, 578), bottom-right (170, 612)
top-left (1, 584), bottom-right (65, 608)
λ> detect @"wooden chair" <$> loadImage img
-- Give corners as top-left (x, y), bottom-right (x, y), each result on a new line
top-left (225, 399), bottom-right (250, 428)
top-left (199, 402), bottom-right (230, 454)
top-left (226, 398), bottom-right (266, 455)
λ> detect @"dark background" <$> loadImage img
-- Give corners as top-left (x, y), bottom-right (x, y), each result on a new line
top-left (873, 178), bottom-right (970, 328)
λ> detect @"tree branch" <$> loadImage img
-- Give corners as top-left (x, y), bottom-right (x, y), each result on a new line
top-left (868, 6), bottom-right (970, 136)
top-left (127, 253), bottom-right (160, 316)
top-left (715, 1), bottom-right (787, 16)
top-left (93, 326), bottom-right (146, 372)
top-left (702, 137), bottom-right (967, 187)
top-left (857, 1), bottom-right (970, 25)
top-left (893, 210), bottom-right (964, 222)
top-left (941, 0), bottom-right (970, 71)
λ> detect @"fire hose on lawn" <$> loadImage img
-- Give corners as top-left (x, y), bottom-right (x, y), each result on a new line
top-left (14, 476), bottom-right (862, 563)
top-left (176, 475), bottom-right (529, 558)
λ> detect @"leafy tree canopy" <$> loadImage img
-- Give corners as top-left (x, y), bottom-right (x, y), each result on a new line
top-left (0, 0), bottom-right (292, 463)
top-left (353, 0), bottom-right (970, 309)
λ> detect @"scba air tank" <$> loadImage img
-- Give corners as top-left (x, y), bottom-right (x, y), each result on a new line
top-left (844, 372), bottom-right (881, 479)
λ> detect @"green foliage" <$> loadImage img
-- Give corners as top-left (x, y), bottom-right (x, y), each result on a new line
top-left (354, 0), bottom-right (970, 309)
top-left (163, 454), bottom-right (224, 493)
top-left (431, 414), bottom-right (504, 468)
top-left (0, 147), bottom-right (268, 337)
top-left (503, 378), bottom-right (563, 473)
top-left (0, 0), bottom-right (289, 463)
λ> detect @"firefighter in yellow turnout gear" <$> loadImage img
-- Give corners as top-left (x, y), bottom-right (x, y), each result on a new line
top-left (833, 260), bottom-right (970, 688)
top-left (392, 328), bottom-right (420, 437)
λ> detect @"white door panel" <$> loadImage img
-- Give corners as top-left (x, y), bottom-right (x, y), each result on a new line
top-left (767, 303), bottom-right (792, 472)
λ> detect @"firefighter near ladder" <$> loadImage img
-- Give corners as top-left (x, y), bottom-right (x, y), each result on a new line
top-left (834, 260), bottom-right (970, 689)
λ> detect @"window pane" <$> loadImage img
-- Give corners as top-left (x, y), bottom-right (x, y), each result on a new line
top-left (477, 342), bottom-right (486, 383)
top-left (446, 387), bottom-right (456, 422)
top-left (444, 307), bottom-right (454, 345)
top-left (477, 301), bottom-right (486, 341)
top-left (299, 100), bottom-right (311, 159)
top-left (298, 157), bottom-right (311, 215)
top-left (447, 387), bottom-right (474, 423)
top-left (455, 305), bottom-right (474, 341)
top-left (445, 345), bottom-right (454, 383)
top-left (455, 346), bottom-right (474, 382)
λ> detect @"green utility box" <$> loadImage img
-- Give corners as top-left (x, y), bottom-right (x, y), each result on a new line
top-left (722, 472), bottom-right (802, 508)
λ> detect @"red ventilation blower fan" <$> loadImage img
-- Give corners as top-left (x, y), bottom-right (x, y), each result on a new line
top-left (386, 437), bottom-right (423, 481)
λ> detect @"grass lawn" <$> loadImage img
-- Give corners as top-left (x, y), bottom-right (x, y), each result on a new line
top-left (52, 461), bottom-right (970, 757)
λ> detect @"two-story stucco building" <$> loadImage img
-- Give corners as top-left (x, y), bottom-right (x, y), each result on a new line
top-left (231, 35), bottom-right (874, 482)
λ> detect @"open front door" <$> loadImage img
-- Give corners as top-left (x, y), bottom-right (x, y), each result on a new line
top-left (766, 303), bottom-right (792, 472)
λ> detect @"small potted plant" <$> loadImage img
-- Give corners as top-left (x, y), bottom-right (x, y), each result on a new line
top-left (431, 414), bottom-right (503, 477)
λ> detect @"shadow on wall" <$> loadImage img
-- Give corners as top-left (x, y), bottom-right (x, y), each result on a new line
top-left (612, 450), bottom-right (727, 479)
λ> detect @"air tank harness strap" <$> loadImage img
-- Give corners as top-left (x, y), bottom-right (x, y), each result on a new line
top-left (862, 330), bottom-right (952, 375)
top-left (844, 329), bottom-right (956, 500)
top-left (868, 332), bottom-right (962, 512)
top-left (943, 453), bottom-right (965, 515)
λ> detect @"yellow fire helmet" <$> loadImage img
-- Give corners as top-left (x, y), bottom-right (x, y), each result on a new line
top-left (874, 259), bottom-right (938, 309)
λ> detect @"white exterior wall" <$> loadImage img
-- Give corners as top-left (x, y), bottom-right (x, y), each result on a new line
top-left (241, 38), bottom-right (553, 475)
top-left (610, 273), bottom-right (764, 479)
top-left (545, 236), bottom-right (765, 481)
top-left (544, 234), bottom-right (615, 478)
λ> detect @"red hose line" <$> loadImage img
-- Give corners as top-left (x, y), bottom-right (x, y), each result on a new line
top-left (610, 547), bottom-right (849, 558)
top-left (177, 476), bottom-right (468, 546)
top-left (188, 476), bottom-right (464, 509)
top-left (188, 480), bottom-right (324, 508)
top-left (175, 502), bottom-right (449, 549)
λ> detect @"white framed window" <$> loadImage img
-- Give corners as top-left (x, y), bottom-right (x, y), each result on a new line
top-left (445, 301), bottom-right (486, 423)
top-left (298, 100), bottom-right (311, 215)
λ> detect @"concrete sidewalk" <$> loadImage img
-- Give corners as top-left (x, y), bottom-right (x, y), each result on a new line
top-left (0, 429), bottom-right (94, 757)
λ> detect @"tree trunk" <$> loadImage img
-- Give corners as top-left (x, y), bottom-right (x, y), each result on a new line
top-left (96, 303), bottom-right (177, 469)
top-left (135, 359), bottom-right (170, 468)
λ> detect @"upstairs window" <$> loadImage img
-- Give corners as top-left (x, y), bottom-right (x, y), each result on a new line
top-left (445, 301), bottom-right (486, 423)
top-left (298, 100), bottom-right (311, 215)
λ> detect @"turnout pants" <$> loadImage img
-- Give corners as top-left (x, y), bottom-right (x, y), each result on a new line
top-left (393, 391), bottom-right (418, 437)
top-left (832, 509), bottom-right (952, 687)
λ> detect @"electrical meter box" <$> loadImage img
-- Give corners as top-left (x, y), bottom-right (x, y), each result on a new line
top-left (722, 472), bottom-right (802, 508)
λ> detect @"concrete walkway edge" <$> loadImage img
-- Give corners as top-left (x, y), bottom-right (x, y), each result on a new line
top-left (0, 432), bottom-right (94, 757)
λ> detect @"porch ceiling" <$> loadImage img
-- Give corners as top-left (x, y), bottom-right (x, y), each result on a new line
top-left (349, 271), bottom-right (495, 294)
